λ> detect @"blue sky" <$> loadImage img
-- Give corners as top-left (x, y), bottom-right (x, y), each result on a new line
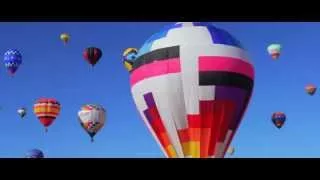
top-left (0, 22), bottom-right (318, 158)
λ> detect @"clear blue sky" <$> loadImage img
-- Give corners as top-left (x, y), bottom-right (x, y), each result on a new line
top-left (0, 22), bottom-right (318, 158)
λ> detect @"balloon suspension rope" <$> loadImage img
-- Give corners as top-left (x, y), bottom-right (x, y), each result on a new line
top-left (45, 128), bottom-right (48, 133)
top-left (91, 138), bottom-right (94, 143)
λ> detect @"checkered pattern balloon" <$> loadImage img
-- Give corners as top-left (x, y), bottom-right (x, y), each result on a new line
top-left (4, 49), bottom-right (22, 75)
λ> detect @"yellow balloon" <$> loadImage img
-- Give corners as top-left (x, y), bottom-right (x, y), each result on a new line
top-left (60, 33), bottom-right (70, 44)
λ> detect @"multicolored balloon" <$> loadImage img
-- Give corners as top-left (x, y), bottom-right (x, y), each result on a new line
top-left (4, 49), bottom-right (22, 76)
top-left (33, 98), bottom-right (61, 132)
top-left (83, 47), bottom-right (102, 67)
top-left (267, 44), bottom-right (281, 59)
top-left (17, 107), bottom-right (27, 119)
top-left (78, 104), bottom-right (106, 142)
top-left (272, 112), bottom-right (286, 129)
top-left (305, 84), bottom-right (317, 96)
top-left (25, 149), bottom-right (44, 158)
top-left (129, 22), bottom-right (254, 158)
top-left (123, 48), bottom-right (138, 72)
top-left (60, 33), bottom-right (70, 45)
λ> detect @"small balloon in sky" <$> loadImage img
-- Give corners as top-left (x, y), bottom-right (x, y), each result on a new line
top-left (33, 98), bottom-right (61, 133)
top-left (123, 48), bottom-right (138, 72)
top-left (17, 107), bottom-right (27, 119)
top-left (78, 104), bottom-right (106, 142)
top-left (272, 112), bottom-right (286, 129)
top-left (267, 44), bottom-right (281, 60)
top-left (25, 149), bottom-right (44, 158)
top-left (83, 47), bottom-right (102, 67)
top-left (60, 33), bottom-right (70, 45)
top-left (4, 49), bottom-right (22, 76)
top-left (305, 84), bottom-right (317, 96)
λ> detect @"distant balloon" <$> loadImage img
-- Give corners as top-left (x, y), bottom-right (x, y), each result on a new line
top-left (267, 44), bottom-right (281, 60)
top-left (4, 49), bottom-right (22, 76)
top-left (60, 33), bottom-right (70, 45)
top-left (123, 48), bottom-right (138, 72)
top-left (78, 104), bottom-right (106, 142)
top-left (227, 146), bottom-right (235, 156)
top-left (17, 107), bottom-right (27, 119)
top-left (305, 84), bottom-right (317, 96)
top-left (25, 149), bottom-right (44, 158)
top-left (83, 47), bottom-right (102, 67)
top-left (272, 112), bottom-right (286, 129)
top-left (33, 98), bottom-right (61, 132)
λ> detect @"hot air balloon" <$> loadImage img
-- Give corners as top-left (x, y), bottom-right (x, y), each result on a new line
top-left (83, 47), bottom-right (102, 67)
top-left (123, 48), bottom-right (138, 72)
top-left (305, 84), bottom-right (317, 96)
top-left (25, 149), bottom-right (44, 158)
top-left (272, 112), bottom-right (286, 129)
top-left (17, 107), bottom-right (27, 119)
top-left (227, 146), bottom-right (235, 156)
top-left (4, 49), bottom-right (22, 76)
top-left (60, 33), bottom-right (70, 45)
top-left (33, 98), bottom-right (61, 132)
top-left (267, 44), bottom-right (281, 59)
top-left (129, 22), bottom-right (254, 158)
top-left (78, 104), bottom-right (106, 142)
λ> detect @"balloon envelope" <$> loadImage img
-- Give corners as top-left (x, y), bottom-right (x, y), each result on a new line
top-left (129, 22), bottom-right (254, 158)
top-left (123, 48), bottom-right (138, 72)
top-left (17, 107), bottom-right (27, 118)
top-left (33, 98), bottom-right (61, 131)
top-left (4, 49), bottom-right (22, 75)
top-left (305, 84), bottom-right (317, 95)
top-left (60, 33), bottom-right (70, 44)
top-left (267, 44), bottom-right (281, 59)
top-left (272, 112), bottom-right (286, 129)
top-left (25, 149), bottom-right (44, 158)
top-left (83, 47), bottom-right (102, 66)
top-left (78, 104), bottom-right (106, 142)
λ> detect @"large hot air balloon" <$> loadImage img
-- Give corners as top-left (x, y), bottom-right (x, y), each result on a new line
top-left (123, 48), bottom-right (138, 72)
top-left (83, 47), bottom-right (102, 67)
top-left (17, 107), bottom-right (27, 119)
top-left (60, 33), bottom-right (70, 45)
top-left (305, 84), bottom-right (317, 96)
top-left (33, 98), bottom-right (61, 132)
top-left (4, 49), bottom-right (22, 76)
top-left (267, 44), bottom-right (281, 60)
top-left (272, 112), bottom-right (286, 129)
top-left (129, 22), bottom-right (254, 158)
top-left (25, 149), bottom-right (44, 158)
top-left (78, 104), bottom-right (106, 142)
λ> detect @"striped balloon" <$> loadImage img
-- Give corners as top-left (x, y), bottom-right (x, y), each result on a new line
top-left (33, 98), bottom-right (61, 132)
top-left (83, 47), bottom-right (102, 66)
